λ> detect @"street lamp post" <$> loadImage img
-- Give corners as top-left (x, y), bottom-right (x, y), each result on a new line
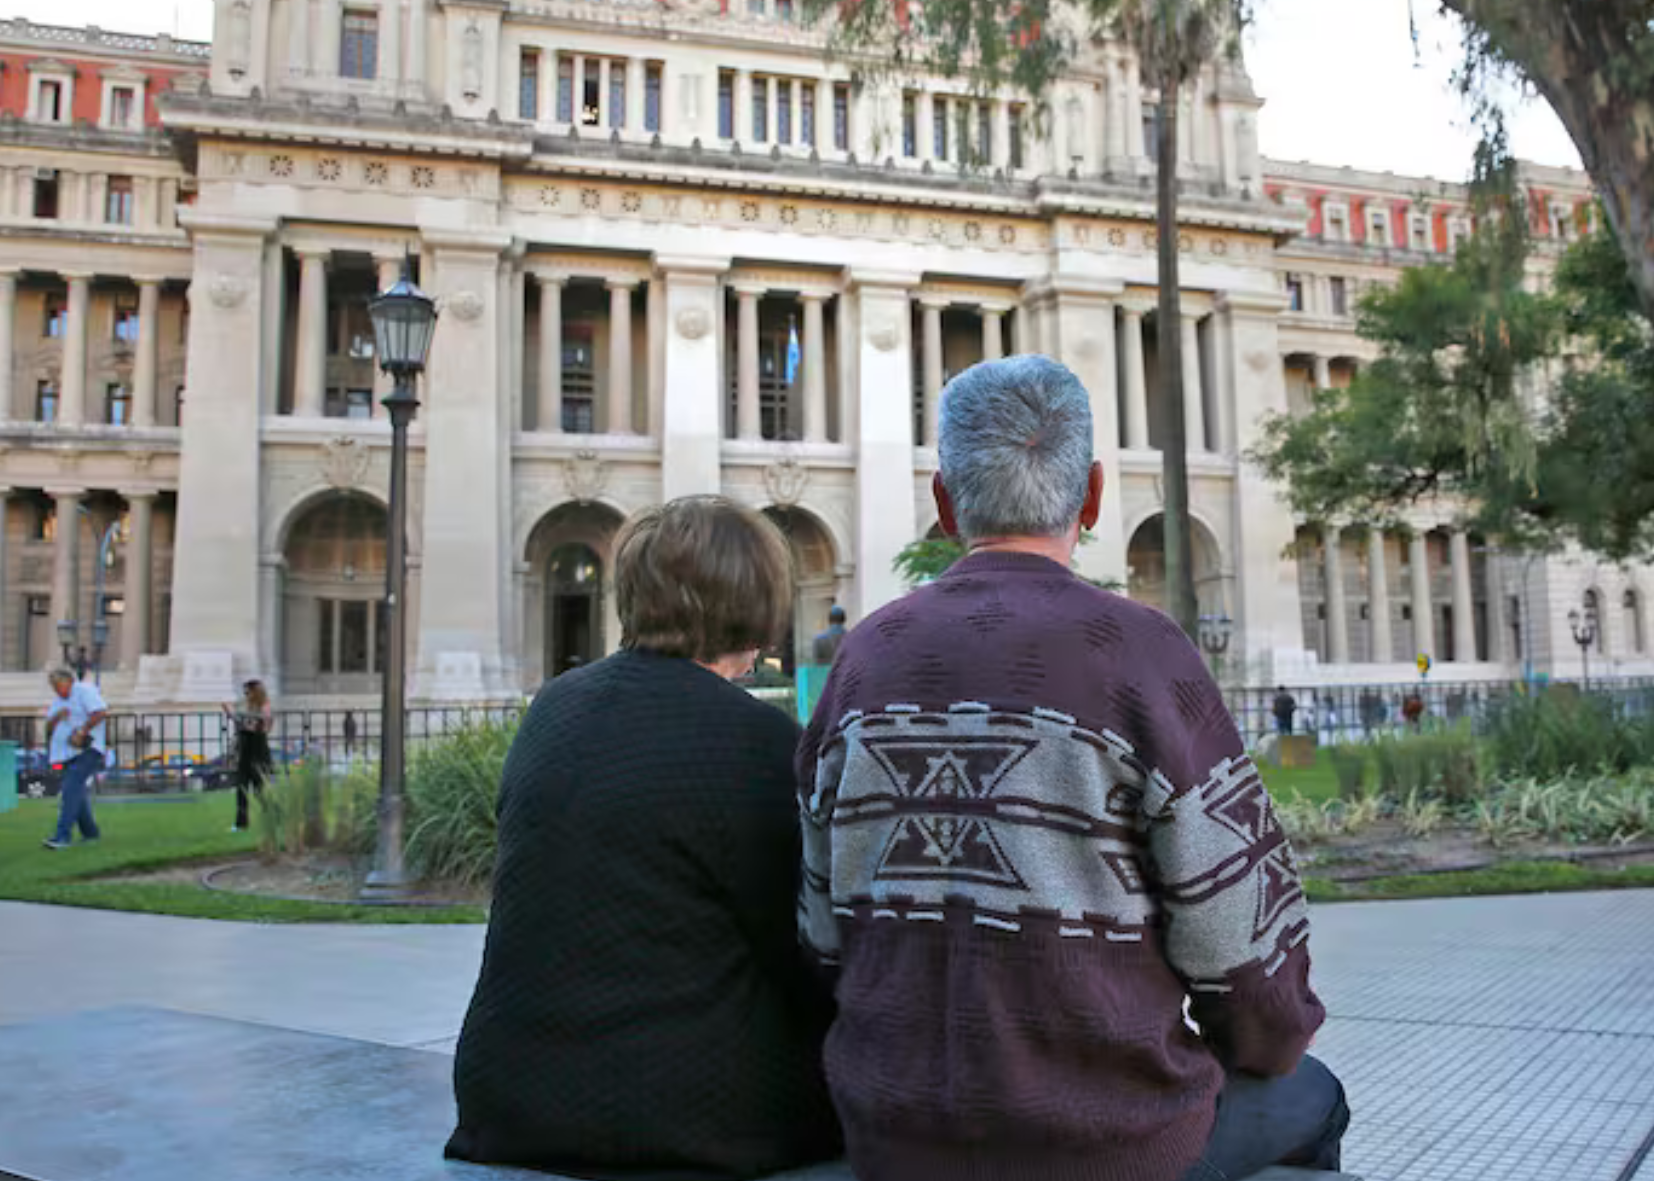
top-left (361, 260), bottom-right (438, 901)
top-left (1568, 602), bottom-right (1599, 692)
top-left (55, 619), bottom-right (76, 669)
top-left (89, 520), bottom-right (121, 686)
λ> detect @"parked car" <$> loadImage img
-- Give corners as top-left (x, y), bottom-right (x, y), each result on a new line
top-left (18, 749), bottom-right (60, 799)
top-left (102, 753), bottom-right (207, 794)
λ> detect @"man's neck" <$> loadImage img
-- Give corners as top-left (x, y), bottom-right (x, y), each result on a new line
top-left (967, 533), bottom-right (1076, 567)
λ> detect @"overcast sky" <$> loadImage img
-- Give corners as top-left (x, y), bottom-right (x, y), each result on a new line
top-left (5, 0), bottom-right (1585, 183)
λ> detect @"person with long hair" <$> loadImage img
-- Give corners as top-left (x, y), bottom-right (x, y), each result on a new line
top-left (224, 679), bottom-right (273, 833)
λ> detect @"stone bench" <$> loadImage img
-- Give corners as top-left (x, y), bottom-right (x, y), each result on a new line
top-left (0, 1008), bottom-right (1356, 1181)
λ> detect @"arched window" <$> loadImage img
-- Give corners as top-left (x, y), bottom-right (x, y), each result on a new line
top-left (1625, 588), bottom-right (1645, 655)
top-left (1584, 588), bottom-right (1605, 655)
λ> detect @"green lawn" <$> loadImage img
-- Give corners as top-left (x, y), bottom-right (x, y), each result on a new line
top-left (0, 794), bottom-right (484, 923)
top-left (1258, 750), bottom-right (1343, 805)
top-left (1306, 859), bottom-right (1654, 903)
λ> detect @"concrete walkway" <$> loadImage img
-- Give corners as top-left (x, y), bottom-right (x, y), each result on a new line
top-left (2, 891), bottom-right (1652, 1181)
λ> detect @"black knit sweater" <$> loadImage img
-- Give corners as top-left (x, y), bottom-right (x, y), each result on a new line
top-left (446, 649), bottom-right (843, 1180)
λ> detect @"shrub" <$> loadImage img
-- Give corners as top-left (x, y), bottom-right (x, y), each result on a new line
top-left (1372, 724), bottom-right (1485, 805)
top-left (1483, 689), bottom-right (1654, 782)
top-left (1328, 743), bottom-right (1369, 798)
top-left (255, 760), bottom-right (377, 860)
top-left (403, 714), bottom-right (517, 889)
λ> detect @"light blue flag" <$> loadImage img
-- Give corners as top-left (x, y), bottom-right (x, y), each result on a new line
top-left (785, 317), bottom-right (801, 386)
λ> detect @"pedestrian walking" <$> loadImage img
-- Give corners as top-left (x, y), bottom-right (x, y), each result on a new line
top-left (42, 668), bottom-right (107, 850)
top-left (1272, 685), bottom-right (1299, 736)
top-left (223, 679), bottom-right (273, 833)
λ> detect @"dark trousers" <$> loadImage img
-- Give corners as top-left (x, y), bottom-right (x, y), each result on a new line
top-left (1180, 1055), bottom-right (1348, 1181)
top-left (51, 750), bottom-right (103, 844)
top-left (234, 734), bottom-right (271, 830)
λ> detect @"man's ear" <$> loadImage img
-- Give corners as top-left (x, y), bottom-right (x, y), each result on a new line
top-left (934, 472), bottom-right (960, 538)
top-left (1079, 461), bottom-right (1104, 530)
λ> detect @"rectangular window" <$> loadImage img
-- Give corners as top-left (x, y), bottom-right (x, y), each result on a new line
top-left (316, 601), bottom-right (335, 675)
top-left (608, 62), bottom-right (626, 130)
top-left (561, 329), bottom-right (596, 433)
top-left (114, 302), bottom-right (140, 344)
top-left (777, 80), bottom-right (792, 144)
top-left (36, 380), bottom-right (58, 424)
top-left (833, 83), bottom-right (849, 151)
top-left (557, 56), bottom-right (575, 122)
top-left (776, 0), bottom-right (795, 18)
top-left (645, 63), bottom-right (662, 133)
top-left (39, 80), bottom-right (63, 122)
top-left (1370, 212), bottom-right (1388, 244)
top-left (105, 176), bottom-right (134, 225)
top-left (341, 601), bottom-right (371, 673)
top-left (901, 93), bottom-right (916, 158)
top-left (717, 71), bottom-right (734, 139)
top-left (977, 104), bottom-right (991, 163)
top-left (933, 102), bottom-right (948, 160)
top-left (752, 77), bottom-right (768, 142)
top-left (1286, 275), bottom-right (1304, 313)
top-left (105, 384), bottom-right (131, 426)
top-left (33, 174), bottom-right (59, 220)
top-left (800, 83), bottom-right (814, 146)
top-left (1410, 216), bottom-right (1429, 251)
top-left (1142, 105), bottom-right (1160, 163)
top-left (1330, 277), bottom-right (1348, 317)
top-left (345, 390), bottom-right (373, 420)
top-left (340, 11), bottom-right (378, 80)
top-left (44, 295), bottom-right (67, 338)
top-left (28, 595), bottom-right (51, 617)
top-left (1010, 104), bottom-right (1024, 169)
top-left (747, 0), bottom-right (764, 11)
top-left (581, 61), bottom-right (600, 126)
top-left (519, 50), bottom-right (539, 121)
top-left (1326, 209), bottom-right (1347, 242)
top-left (109, 86), bottom-right (136, 128)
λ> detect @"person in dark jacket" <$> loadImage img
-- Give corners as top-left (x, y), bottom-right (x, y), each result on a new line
top-left (447, 495), bottom-right (842, 1181)
top-left (810, 605), bottom-right (849, 666)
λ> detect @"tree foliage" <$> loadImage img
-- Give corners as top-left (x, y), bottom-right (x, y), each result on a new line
top-left (1251, 145), bottom-right (1654, 561)
top-left (893, 531), bottom-right (1121, 588)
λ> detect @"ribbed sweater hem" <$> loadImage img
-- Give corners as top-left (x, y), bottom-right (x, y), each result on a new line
top-left (847, 1117), bottom-right (1210, 1181)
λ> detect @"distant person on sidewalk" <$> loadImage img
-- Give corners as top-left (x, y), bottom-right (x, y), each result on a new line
top-left (798, 356), bottom-right (1343, 1181)
top-left (810, 605), bottom-right (849, 666)
top-left (448, 496), bottom-right (841, 1179)
top-left (223, 680), bottom-right (273, 833)
top-left (1273, 686), bottom-right (1299, 736)
top-left (42, 668), bottom-right (107, 850)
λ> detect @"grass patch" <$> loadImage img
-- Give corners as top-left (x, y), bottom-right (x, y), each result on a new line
top-left (0, 795), bottom-right (483, 923)
top-left (1258, 751), bottom-right (1343, 805)
top-left (1306, 859), bottom-right (1654, 903)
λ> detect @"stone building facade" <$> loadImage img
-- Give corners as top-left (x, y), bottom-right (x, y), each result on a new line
top-left (0, 5), bottom-right (1644, 708)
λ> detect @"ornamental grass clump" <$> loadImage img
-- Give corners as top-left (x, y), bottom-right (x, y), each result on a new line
top-left (403, 714), bottom-right (517, 889)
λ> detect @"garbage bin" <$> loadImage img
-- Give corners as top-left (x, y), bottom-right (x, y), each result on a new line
top-left (0, 741), bottom-right (17, 814)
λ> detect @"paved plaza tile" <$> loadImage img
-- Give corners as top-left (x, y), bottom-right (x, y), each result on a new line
top-left (2, 890), bottom-right (1652, 1180)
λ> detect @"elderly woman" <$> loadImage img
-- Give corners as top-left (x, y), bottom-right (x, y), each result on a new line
top-left (446, 496), bottom-right (842, 1180)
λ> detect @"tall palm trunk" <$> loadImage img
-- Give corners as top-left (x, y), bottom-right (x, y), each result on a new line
top-left (1155, 64), bottom-right (1199, 638)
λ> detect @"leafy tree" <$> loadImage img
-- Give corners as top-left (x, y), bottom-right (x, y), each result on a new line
top-left (1251, 140), bottom-right (1654, 561)
top-left (893, 531), bottom-right (1122, 588)
top-left (807, 0), bottom-right (1245, 638)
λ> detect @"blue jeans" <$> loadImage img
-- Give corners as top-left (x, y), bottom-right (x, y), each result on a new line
top-left (1180, 1056), bottom-right (1349, 1180)
top-left (51, 750), bottom-right (103, 844)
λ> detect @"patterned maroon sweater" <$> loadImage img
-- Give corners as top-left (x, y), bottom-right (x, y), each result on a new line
top-left (797, 551), bottom-right (1325, 1181)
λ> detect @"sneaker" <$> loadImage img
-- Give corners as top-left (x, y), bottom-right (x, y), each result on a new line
top-left (41, 839), bottom-right (70, 851)
top-left (230, 826), bottom-right (245, 833)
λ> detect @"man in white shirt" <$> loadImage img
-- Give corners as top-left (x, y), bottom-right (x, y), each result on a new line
top-left (43, 668), bottom-right (108, 850)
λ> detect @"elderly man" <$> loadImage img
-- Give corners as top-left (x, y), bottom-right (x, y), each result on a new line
top-left (798, 356), bottom-right (1345, 1181)
top-left (43, 668), bottom-right (108, 850)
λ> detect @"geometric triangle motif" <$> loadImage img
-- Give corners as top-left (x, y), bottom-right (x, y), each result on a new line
top-left (1206, 777), bottom-right (1280, 848)
top-left (1252, 845), bottom-right (1304, 941)
top-left (864, 737), bottom-right (1037, 891)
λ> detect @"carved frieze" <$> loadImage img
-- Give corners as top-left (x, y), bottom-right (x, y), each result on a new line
top-left (563, 449), bottom-right (608, 503)
top-left (320, 436), bottom-right (370, 489)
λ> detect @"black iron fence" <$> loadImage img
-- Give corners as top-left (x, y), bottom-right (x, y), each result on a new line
top-left (1221, 678), bottom-right (1654, 746)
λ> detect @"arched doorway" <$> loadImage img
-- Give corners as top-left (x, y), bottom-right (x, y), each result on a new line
top-left (763, 506), bottom-right (838, 676)
top-left (281, 493), bottom-right (388, 695)
top-left (524, 503), bottom-right (626, 684)
top-left (1126, 513), bottom-right (1224, 615)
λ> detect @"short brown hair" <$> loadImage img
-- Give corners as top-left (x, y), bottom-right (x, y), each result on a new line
top-left (614, 496), bottom-right (794, 662)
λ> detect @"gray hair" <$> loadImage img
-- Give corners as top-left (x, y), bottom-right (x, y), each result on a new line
top-left (48, 667), bottom-right (75, 685)
top-left (937, 355), bottom-right (1095, 540)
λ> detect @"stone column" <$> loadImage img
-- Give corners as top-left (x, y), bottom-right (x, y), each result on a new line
top-left (597, 59), bottom-right (613, 130)
top-left (288, 0), bottom-right (311, 76)
top-left (607, 279), bottom-right (635, 433)
top-left (1409, 531), bottom-right (1435, 658)
top-left (407, 0), bottom-right (428, 88)
top-left (0, 270), bottom-right (15, 422)
top-left (121, 491), bottom-right (154, 669)
top-left (1121, 303), bottom-right (1149, 448)
top-left (1055, 283), bottom-right (1127, 587)
top-left (294, 248), bottom-right (329, 417)
top-left (1323, 525), bottom-right (1350, 665)
top-left (1123, 52), bottom-right (1144, 159)
top-left (1180, 311), bottom-right (1207, 453)
top-left (535, 271), bottom-right (563, 432)
top-left (1368, 528), bottom-right (1393, 663)
top-left (917, 90), bottom-right (936, 163)
top-left (802, 292), bottom-right (827, 443)
top-left (853, 273), bottom-right (918, 618)
top-left (627, 58), bottom-right (646, 132)
top-left (659, 255), bottom-right (731, 499)
top-left (920, 297), bottom-right (945, 446)
top-left (509, 264), bottom-right (527, 433)
top-left (1313, 353), bottom-right (1332, 390)
top-left (1105, 53), bottom-right (1127, 166)
top-left (734, 69), bottom-right (754, 142)
top-left (1450, 529), bottom-right (1477, 662)
top-left (60, 273), bottom-right (91, 427)
top-left (168, 214), bottom-right (273, 691)
top-left (49, 489), bottom-right (81, 659)
top-left (318, 0), bottom-right (342, 79)
top-left (0, 488), bottom-right (9, 668)
top-left (133, 278), bottom-right (162, 428)
top-left (991, 100), bottom-right (1011, 169)
top-left (1487, 556), bottom-right (1510, 665)
top-left (372, 255), bottom-right (401, 407)
top-left (981, 306), bottom-right (1005, 361)
top-left (380, 0), bottom-right (401, 88)
top-left (734, 282), bottom-right (762, 440)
